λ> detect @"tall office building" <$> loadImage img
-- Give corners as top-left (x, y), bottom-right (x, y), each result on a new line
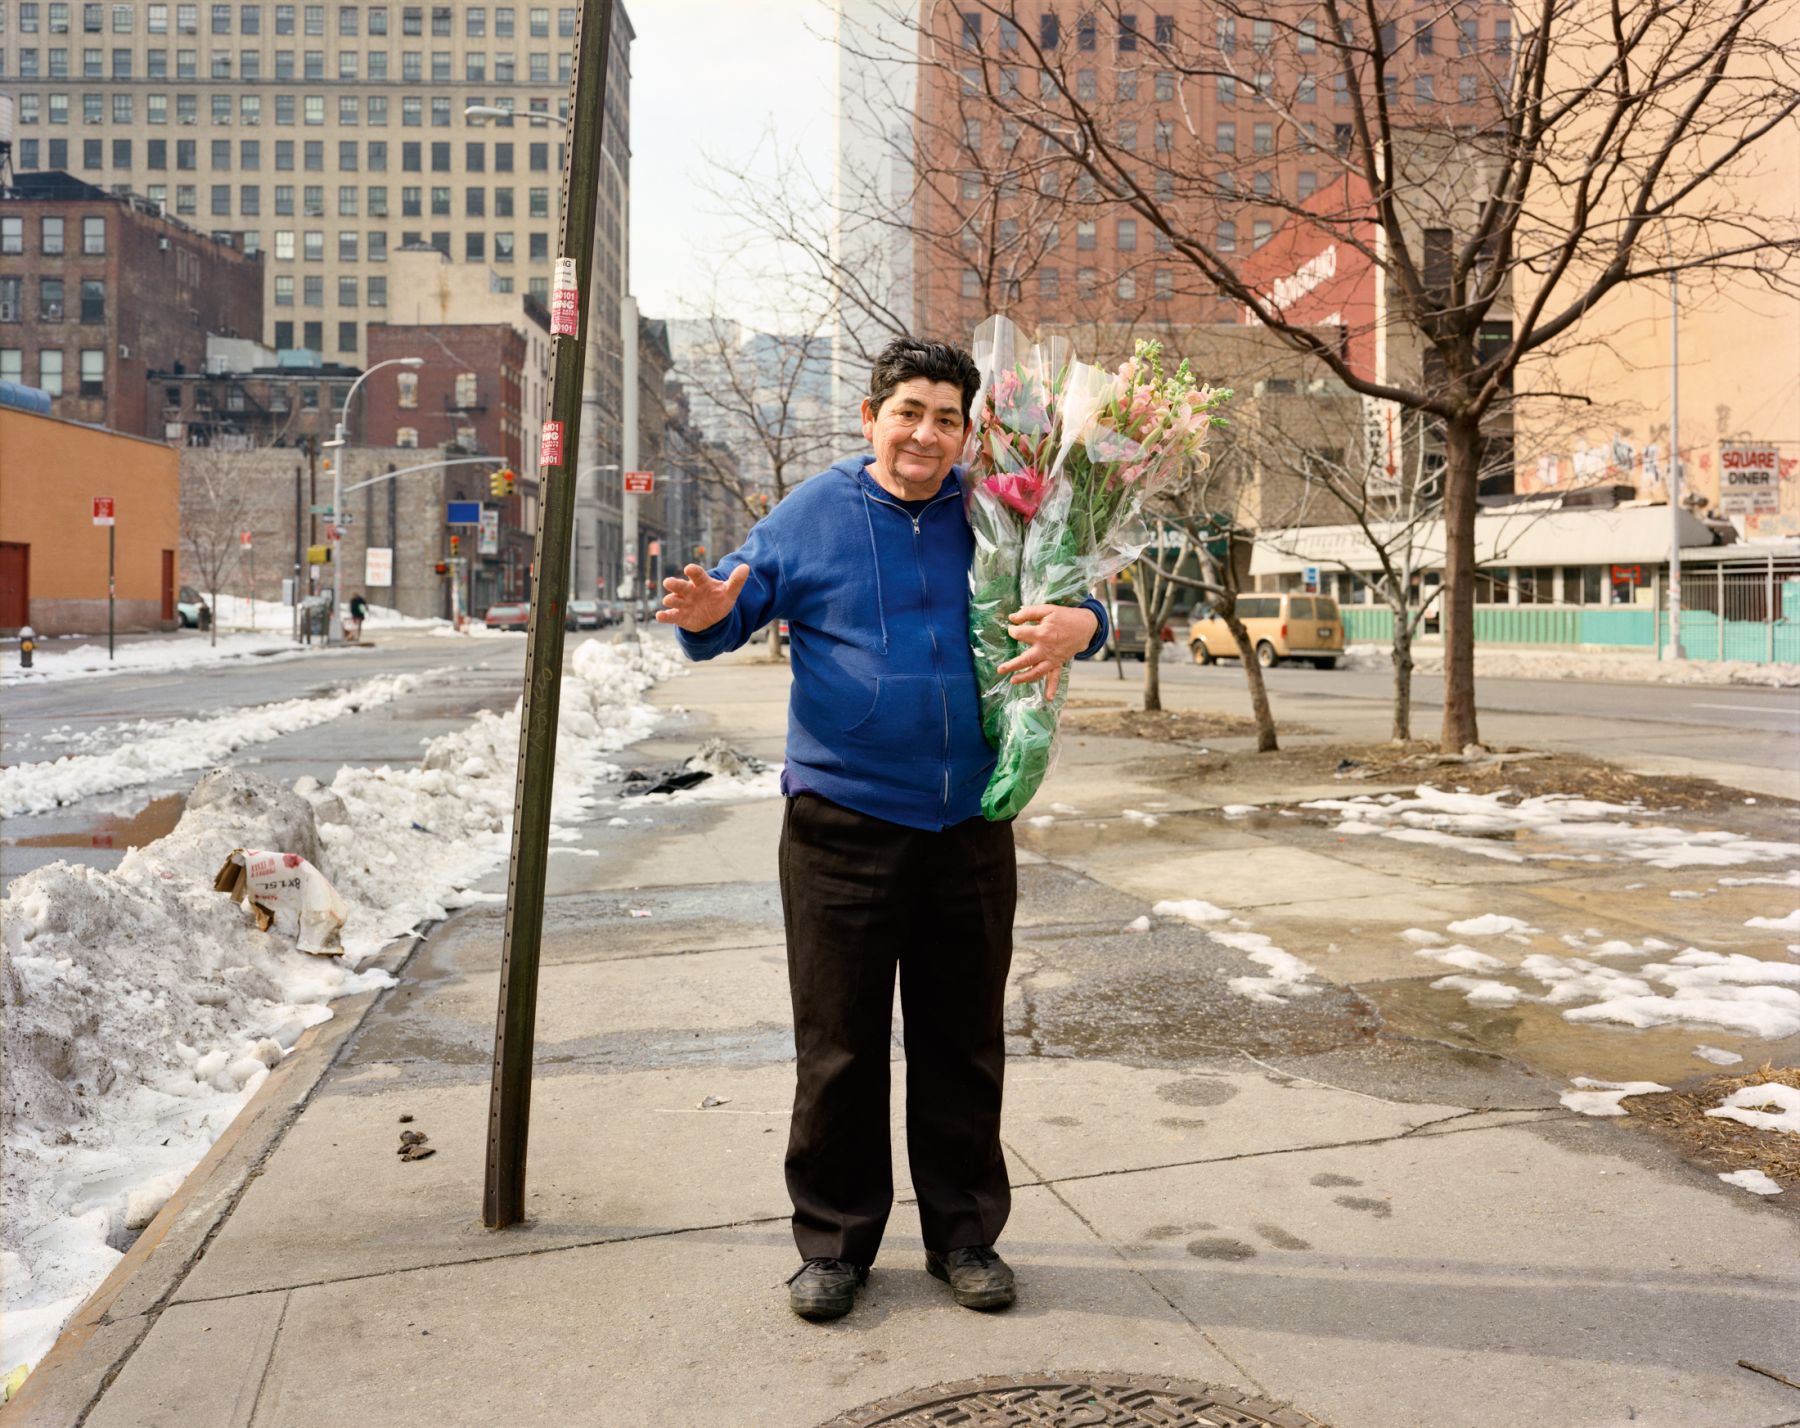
top-left (0, 0), bottom-right (632, 369)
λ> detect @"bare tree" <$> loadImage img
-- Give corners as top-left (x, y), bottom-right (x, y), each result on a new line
top-left (890, 0), bottom-right (1799, 751)
top-left (668, 303), bottom-right (857, 655)
top-left (180, 449), bottom-right (260, 647)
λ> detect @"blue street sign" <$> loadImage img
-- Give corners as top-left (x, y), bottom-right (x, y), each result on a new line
top-left (447, 501), bottom-right (483, 526)
top-left (1303, 564), bottom-right (1320, 591)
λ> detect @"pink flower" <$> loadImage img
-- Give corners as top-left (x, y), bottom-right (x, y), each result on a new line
top-left (984, 469), bottom-right (1047, 520)
top-left (993, 370), bottom-right (1023, 410)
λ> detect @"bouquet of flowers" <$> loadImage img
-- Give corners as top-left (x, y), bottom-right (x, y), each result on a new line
top-left (964, 317), bottom-right (1073, 748)
top-left (966, 324), bottom-right (1231, 821)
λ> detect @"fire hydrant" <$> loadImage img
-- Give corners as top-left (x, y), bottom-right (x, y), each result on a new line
top-left (18, 626), bottom-right (36, 669)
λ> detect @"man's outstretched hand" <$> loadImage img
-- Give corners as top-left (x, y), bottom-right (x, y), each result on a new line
top-left (998, 603), bottom-right (1100, 701)
top-left (655, 563), bottom-right (750, 632)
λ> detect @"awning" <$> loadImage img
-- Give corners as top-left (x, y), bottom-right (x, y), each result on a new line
top-left (1251, 505), bottom-right (1719, 576)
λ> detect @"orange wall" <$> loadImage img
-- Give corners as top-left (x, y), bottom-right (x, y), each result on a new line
top-left (0, 407), bottom-right (181, 630)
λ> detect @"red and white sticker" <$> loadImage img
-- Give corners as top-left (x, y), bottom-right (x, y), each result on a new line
top-left (539, 420), bottom-right (564, 469)
top-left (550, 256), bottom-right (579, 337)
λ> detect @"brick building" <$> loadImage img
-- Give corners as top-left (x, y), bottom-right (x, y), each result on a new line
top-left (1, 404), bottom-right (182, 633)
top-left (0, 171), bottom-right (262, 433)
top-left (365, 308), bottom-right (542, 604)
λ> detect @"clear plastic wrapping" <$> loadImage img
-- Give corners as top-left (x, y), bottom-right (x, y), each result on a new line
top-left (964, 322), bottom-right (1231, 821)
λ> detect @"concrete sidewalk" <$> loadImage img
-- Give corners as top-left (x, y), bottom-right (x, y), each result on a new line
top-left (12, 651), bottom-right (1798, 1428)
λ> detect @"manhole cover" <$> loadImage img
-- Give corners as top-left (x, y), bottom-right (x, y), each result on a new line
top-left (819, 1372), bottom-right (1317, 1427)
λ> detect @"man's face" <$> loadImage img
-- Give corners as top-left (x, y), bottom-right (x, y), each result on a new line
top-left (862, 377), bottom-right (968, 499)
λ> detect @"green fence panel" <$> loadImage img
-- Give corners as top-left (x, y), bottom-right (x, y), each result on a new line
top-left (1472, 605), bottom-right (1581, 645)
top-left (1342, 608), bottom-right (1395, 643)
top-left (1578, 607), bottom-right (1657, 647)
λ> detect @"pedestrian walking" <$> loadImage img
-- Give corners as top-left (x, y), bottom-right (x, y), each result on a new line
top-left (658, 338), bottom-right (1108, 1321)
top-left (348, 592), bottom-right (369, 642)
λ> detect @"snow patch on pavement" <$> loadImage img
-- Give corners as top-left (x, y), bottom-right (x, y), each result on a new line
top-left (1746, 909), bottom-right (1800, 933)
top-left (1152, 898), bottom-right (1233, 926)
top-left (2, 631), bottom-right (307, 684)
top-left (1559, 1078), bottom-right (1670, 1117)
top-left (1718, 1169), bottom-right (1784, 1195)
top-left (0, 637), bottom-right (684, 1375)
top-left (1301, 787), bottom-right (1800, 870)
top-left (1694, 1045), bottom-right (1745, 1066)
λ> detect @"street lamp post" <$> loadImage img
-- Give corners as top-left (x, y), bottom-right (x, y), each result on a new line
top-left (323, 355), bottom-right (423, 641)
top-left (575, 462), bottom-right (618, 599)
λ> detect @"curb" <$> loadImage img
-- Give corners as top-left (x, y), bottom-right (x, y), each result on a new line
top-left (1, 932), bottom-right (425, 1427)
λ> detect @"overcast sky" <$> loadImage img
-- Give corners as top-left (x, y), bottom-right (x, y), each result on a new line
top-left (628, 0), bottom-right (839, 329)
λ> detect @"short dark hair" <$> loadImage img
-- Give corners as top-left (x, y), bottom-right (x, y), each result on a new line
top-left (867, 337), bottom-right (981, 428)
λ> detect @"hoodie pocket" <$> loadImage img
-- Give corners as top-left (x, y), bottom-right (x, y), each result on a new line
top-left (844, 675), bottom-right (940, 739)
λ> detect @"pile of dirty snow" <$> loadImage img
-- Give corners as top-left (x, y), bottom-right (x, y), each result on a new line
top-left (1341, 643), bottom-right (1800, 689)
top-left (0, 670), bottom-right (435, 818)
top-left (1, 631), bottom-right (304, 684)
top-left (0, 637), bottom-right (683, 1376)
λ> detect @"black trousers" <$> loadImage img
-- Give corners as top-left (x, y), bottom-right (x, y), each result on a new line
top-left (778, 792), bottom-right (1016, 1266)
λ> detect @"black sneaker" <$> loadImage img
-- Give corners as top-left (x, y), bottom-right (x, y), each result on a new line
top-left (786, 1258), bottom-right (868, 1320)
top-left (926, 1245), bottom-right (1016, 1310)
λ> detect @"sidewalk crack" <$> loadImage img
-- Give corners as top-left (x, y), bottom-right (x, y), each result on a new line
top-left (1003, 1138), bottom-right (1278, 1406)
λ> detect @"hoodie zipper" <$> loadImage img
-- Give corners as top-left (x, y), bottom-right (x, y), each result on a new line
top-left (865, 485), bottom-right (959, 823)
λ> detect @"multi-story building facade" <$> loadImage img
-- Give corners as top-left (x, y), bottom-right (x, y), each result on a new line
top-left (907, 2), bottom-right (1514, 341)
top-left (0, 0), bottom-right (633, 369)
top-left (149, 334), bottom-right (357, 446)
top-left (0, 170), bottom-right (262, 431)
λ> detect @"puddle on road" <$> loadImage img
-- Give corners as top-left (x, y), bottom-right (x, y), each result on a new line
top-left (3, 793), bottom-right (188, 851)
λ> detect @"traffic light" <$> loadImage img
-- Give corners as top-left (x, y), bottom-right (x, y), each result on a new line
top-left (490, 470), bottom-right (506, 498)
top-left (434, 561), bottom-right (450, 575)
top-left (449, 534), bottom-right (460, 555)
top-left (500, 467), bottom-right (516, 496)
top-left (306, 544), bottom-right (331, 565)
top-left (694, 545), bottom-right (706, 558)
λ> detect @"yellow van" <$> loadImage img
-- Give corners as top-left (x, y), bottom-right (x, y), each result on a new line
top-left (1188, 593), bottom-right (1345, 669)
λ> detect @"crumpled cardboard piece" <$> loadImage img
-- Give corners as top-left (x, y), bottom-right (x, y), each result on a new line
top-left (214, 847), bottom-right (349, 954)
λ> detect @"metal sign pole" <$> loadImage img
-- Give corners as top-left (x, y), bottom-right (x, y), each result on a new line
top-left (483, 0), bottom-right (613, 1230)
top-left (108, 523), bottom-right (115, 660)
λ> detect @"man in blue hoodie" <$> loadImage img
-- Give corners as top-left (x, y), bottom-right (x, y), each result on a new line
top-left (658, 338), bottom-right (1107, 1321)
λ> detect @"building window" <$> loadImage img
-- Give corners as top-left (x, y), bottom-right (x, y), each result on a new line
top-left (0, 351), bottom-right (21, 383)
top-left (302, 274), bottom-right (322, 305)
top-left (1117, 272), bottom-right (1136, 301)
top-left (39, 348), bottom-right (65, 396)
top-left (339, 230), bottom-right (358, 259)
top-left (396, 370), bottom-right (418, 407)
top-left (81, 215), bottom-right (104, 253)
top-left (79, 348), bottom-right (104, 396)
top-left (40, 277), bottom-right (66, 320)
top-left (1252, 220), bottom-right (1272, 248)
top-left (1215, 220), bottom-right (1235, 252)
top-left (368, 275), bottom-right (387, 306)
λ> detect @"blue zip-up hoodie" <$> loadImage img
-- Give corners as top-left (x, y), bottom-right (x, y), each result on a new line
top-left (676, 454), bottom-right (1109, 831)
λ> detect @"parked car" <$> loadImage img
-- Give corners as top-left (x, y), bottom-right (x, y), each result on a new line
top-left (567, 599), bottom-right (602, 631)
top-left (1188, 593), bottom-right (1344, 669)
top-left (176, 586), bottom-right (210, 629)
top-left (1105, 599), bottom-right (1175, 660)
top-left (595, 599), bottom-right (621, 626)
top-left (484, 602), bottom-right (530, 632)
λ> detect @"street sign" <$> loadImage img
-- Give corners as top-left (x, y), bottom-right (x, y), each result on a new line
top-left (240, 531), bottom-right (254, 548)
top-left (447, 500), bottom-right (483, 526)
top-left (1303, 564), bottom-right (1320, 592)
top-left (335, 511), bottom-right (354, 526)
top-left (479, 507), bottom-right (500, 556)
top-left (310, 503), bottom-right (334, 516)
top-left (623, 470), bottom-right (654, 494)
top-left (93, 496), bottom-right (115, 526)
top-left (365, 546), bottom-right (393, 588)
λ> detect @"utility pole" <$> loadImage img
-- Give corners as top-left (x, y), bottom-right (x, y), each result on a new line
top-left (1666, 267), bottom-right (1684, 660)
top-left (484, 0), bottom-right (613, 1231)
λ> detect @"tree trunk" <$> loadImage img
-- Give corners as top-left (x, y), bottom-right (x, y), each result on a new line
top-left (1439, 417), bottom-right (1483, 752)
top-left (1224, 610), bottom-right (1279, 752)
top-left (1390, 611), bottom-right (1413, 742)
top-left (1136, 580), bottom-right (1162, 712)
top-left (1142, 633), bottom-right (1162, 710)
